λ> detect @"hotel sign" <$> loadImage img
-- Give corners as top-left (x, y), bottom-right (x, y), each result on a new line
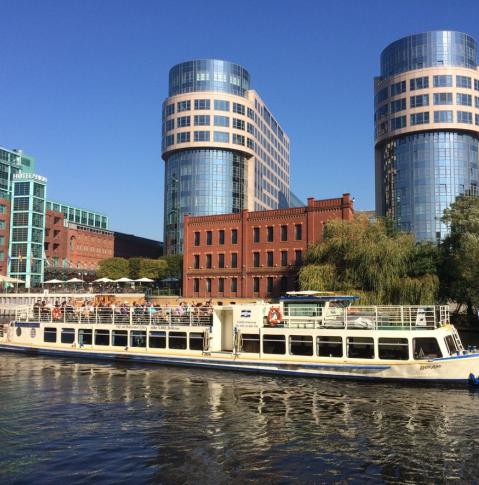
top-left (13, 173), bottom-right (47, 183)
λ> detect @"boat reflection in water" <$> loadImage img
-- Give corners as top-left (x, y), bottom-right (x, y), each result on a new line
top-left (1, 353), bottom-right (479, 483)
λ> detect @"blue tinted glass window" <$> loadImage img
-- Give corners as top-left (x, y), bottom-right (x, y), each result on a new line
top-left (194, 115), bottom-right (210, 126)
top-left (165, 119), bottom-right (175, 131)
top-left (194, 131), bottom-right (210, 141)
top-left (390, 116), bottom-right (406, 130)
top-left (375, 87), bottom-right (388, 104)
top-left (456, 75), bottom-right (472, 88)
top-left (214, 115), bottom-right (229, 127)
top-left (176, 132), bottom-right (191, 143)
top-left (457, 111), bottom-right (472, 124)
top-left (433, 93), bottom-right (453, 105)
top-left (177, 100), bottom-right (191, 112)
top-left (410, 94), bottom-right (429, 108)
top-left (166, 134), bottom-right (174, 146)
top-left (390, 81), bottom-right (406, 96)
top-left (232, 118), bottom-right (245, 130)
top-left (165, 103), bottom-right (175, 116)
top-left (214, 100), bottom-right (230, 111)
top-left (433, 75), bottom-right (453, 87)
top-left (434, 111), bottom-right (453, 123)
top-left (232, 134), bottom-right (245, 145)
top-left (410, 77), bottom-right (429, 90)
top-left (456, 93), bottom-right (472, 106)
top-left (177, 116), bottom-right (190, 128)
top-left (214, 131), bottom-right (229, 142)
top-left (194, 99), bottom-right (210, 110)
top-left (232, 103), bottom-right (245, 115)
top-left (390, 98), bottom-right (406, 113)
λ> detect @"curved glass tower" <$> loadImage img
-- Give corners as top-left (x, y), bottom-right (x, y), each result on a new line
top-left (162, 59), bottom-right (290, 254)
top-left (374, 31), bottom-right (479, 241)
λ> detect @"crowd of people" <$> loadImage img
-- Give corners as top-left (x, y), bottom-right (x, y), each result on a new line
top-left (32, 299), bottom-right (214, 325)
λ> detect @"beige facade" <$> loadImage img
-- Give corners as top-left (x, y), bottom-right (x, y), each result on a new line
top-left (375, 66), bottom-right (479, 144)
top-left (162, 90), bottom-right (290, 211)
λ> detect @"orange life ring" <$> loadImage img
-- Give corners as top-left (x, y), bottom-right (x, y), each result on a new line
top-left (52, 307), bottom-right (62, 320)
top-left (268, 307), bottom-right (282, 326)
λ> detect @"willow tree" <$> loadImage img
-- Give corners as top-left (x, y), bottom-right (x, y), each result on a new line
top-left (299, 216), bottom-right (438, 305)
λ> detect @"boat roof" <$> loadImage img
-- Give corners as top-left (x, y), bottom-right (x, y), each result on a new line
top-left (281, 291), bottom-right (359, 302)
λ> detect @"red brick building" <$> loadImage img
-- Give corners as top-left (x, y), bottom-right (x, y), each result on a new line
top-left (44, 210), bottom-right (114, 270)
top-left (183, 194), bottom-right (354, 299)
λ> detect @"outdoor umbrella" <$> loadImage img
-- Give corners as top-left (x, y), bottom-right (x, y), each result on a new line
top-left (114, 277), bottom-right (134, 283)
top-left (161, 277), bottom-right (179, 283)
top-left (135, 277), bottom-right (154, 283)
top-left (0, 275), bottom-right (25, 284)
top-left (93, 277), bottom-right (113, 283)
top-left (66, 278), bottom-right (84, 283)
top-left (44, 279), bottom-right (63, 284)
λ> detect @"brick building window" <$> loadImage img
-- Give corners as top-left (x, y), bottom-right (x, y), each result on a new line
top-left (280, 276), bottom-right (288, 292)
top-left (206, 278), bottom-right (212, 293)
top-left (218, 254), bottom-right (225, 268)
top-left (281, 225), bottom-right (288, 241)
top-left (253, 252), bottom-right (260, 267)
top-left (219, 230), bottom-right (225, 245)
top-left (231, 278), bottom-right (237, 293)
top-left (253, 227), bottom-right (260, 243)
top-left (295, 250), bottom-right (302, 265)
top-left (194, 232), bottom-right (200, 246)
top-left (281, 250), bottom-right (288, 266)
top-left (267, 251), bottom-right (274, 267)
top-left (267, 277), bottom-right (273, 294)
top-left (231, 228), bottom-right (238, 244)
top-left (253, 277), bottom-right (260, 293)
top-left (206, 254), bottom-right (212, 268)
top-left (231, 253), bottom-right (238, 268)
top-left (194, 278), bottom-right (199, 292)
top-left (295, 224), bottom-right (302, 240)
top-left (267, 226), bottom-right (274, 242)
top-left (218, 278), bottom-right (224, 293)
top-left (206, 231), bottom-right (212, 245)
top-left (194, 255), bottom-right (200, 269)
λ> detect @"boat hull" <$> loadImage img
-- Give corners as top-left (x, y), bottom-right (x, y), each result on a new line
top-left (1, 342), bottom-right (477, 384)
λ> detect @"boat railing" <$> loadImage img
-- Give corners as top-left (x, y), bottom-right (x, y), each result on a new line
top-left (14, 305), bottom-right (214, 327)
top-left (279, 305), bottom-right (449, 330)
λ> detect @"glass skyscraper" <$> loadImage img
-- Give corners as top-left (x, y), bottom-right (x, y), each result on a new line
top-left (374, 31), bottom-right (479, 241)
top-left (162, 59), bottom-right (290, 254)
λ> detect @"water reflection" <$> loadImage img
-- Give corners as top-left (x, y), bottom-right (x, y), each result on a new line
top-left (1, 353), bottom-right (479, 483)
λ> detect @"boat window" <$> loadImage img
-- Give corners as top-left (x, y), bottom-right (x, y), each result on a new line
top-left (189, 332), bottom-right (204, 350)
top-left (263, 334), bottom-right (286, 354)
top-left (347, 337), bottom-right (374, 359)
top-left (283, 302), bottom-right (323, 318)
top-left (44, 327), bottom-right (57, 343)
top-left (79, 329), bottom-right (92, 345)
top-left (378, 338), bottom-right (409, 360)
top-left (444, 335), bottom-right (459, 355)
top-left (149, 331), bottom-right (166, 349)
top-left (61, 328), bottom-right (75, 344)
top-left (95, 329), bottom-right (110, 346)
top-left (290, 335), bottom-right (313, 356)
top-left (169, 332), bottom-right (187, 350)
top-left (131, 331), bottom-right (147, 348)
top-left (241, 333), bottom-right (260, 353)
top-left (413, 338), bottom-right (442, 359)
top-left (112, 330), bottom-right (128, 347)
top-left (317, 336), bottom-right (343, 357)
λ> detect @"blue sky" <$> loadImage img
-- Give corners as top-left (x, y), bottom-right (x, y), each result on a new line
top-left (1, 0), bottom-right (479, 240)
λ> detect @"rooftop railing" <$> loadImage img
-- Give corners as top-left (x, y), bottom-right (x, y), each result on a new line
top-left (15, 305), bottom-right (213, 327)
top-left (278, 305), bottom-right (449, 330)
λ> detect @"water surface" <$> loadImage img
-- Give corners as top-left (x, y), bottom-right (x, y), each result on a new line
top-left (1, 352), bottom-right (479, 483)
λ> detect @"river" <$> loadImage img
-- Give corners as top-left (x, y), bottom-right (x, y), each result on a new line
top-left (1, 352), bottom-right (479, 483)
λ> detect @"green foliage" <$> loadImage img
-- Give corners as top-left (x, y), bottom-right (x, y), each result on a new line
top-left (97, 257), bottom-right (129, 280)
top-left (138, 258), bottom-right (168, 280)
top-left (163, 254), bottom-right (183, 278)
top-left (440, 195), bottom-right (479, 318)
top-left (128, 258), bottom-right (142, 280)
top-left (300, 215), bottom-right (439, 305)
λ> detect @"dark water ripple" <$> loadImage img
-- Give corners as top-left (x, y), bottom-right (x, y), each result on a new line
top-left (1, 353), bottom-right (479, 484)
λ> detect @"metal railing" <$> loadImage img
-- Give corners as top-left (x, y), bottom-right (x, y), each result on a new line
top-left (279, 305), bottom-right (448, 330)
top-left (15, 305), bottom-right (213, 327)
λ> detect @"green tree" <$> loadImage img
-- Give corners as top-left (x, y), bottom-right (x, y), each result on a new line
top-left (128, 257), bottom-right (142, 279)
top-left (163, 254), bottom-right (183, 279)
top-left (139, 258), bottom-right (168, 280)
top-left (440, 195), bottom-right (479, 320)
top-left (97, 257), bottom-right (129, 280)
top-left (299, 216), bottom-right (438, 305)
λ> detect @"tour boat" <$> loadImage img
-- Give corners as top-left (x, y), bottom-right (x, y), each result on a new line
top-left (1, 292), bottom-right (479, 385)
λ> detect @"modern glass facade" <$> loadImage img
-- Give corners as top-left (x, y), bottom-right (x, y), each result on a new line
top-left (164, 149), bottom-right (247, 253)
top-left (9, 174), bottom-right (47, 288)
top-left (46, 200), bottom-right (108, 230)
top-left (169, 60), bottom-right (250, 97)
top-left (162, 59), bottom-right (291, 254)
top-left (380, 31), bottom-right (477, 77)
top-left (375, 31), bottom-right (479, 242)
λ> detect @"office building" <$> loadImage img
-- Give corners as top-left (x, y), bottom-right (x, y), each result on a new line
top-left (113, 232), bottom-right (163, 259)
top-left (375, 31), bottom-right (479, 241)
top-left (162, 59), bottom-right (290, 254)
top-left (182, 194), bottom-right (354, 299)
